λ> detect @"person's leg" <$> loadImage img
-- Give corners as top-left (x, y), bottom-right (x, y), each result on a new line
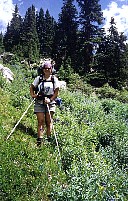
top-left (45, 111), bottom-right (54, 138)
top-left (36, 112), bottom-right (45, 139)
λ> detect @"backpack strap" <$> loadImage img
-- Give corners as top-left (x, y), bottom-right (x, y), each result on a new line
top-left (36, 75), bottom-right (55, 100)
top-left (51, 75), bottom-right (55, 91)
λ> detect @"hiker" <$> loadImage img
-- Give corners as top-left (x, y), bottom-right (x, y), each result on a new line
top-left (30, 62), bottom-right (60, 146)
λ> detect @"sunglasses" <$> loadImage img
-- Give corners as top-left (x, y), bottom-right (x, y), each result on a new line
top-left (44, 68), bottom-right (51, 70)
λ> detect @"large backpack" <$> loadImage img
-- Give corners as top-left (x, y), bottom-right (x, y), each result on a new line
top-left (35, 64), bottom-right (62, 105)
top-left (35, 74), bottom-right (55, 100)
top-left (34, 74), bottom-right (62, 106)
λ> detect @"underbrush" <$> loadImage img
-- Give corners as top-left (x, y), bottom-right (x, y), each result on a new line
top-left (0, 65), bottom-right (128, 200)
top-left (95, 83), bottom-right (128, 103)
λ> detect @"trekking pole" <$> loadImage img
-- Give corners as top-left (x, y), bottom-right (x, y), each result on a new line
top-left (46, 104), bottom-right (62, 169)
top-left (6, 98), bottom-right (35, 140)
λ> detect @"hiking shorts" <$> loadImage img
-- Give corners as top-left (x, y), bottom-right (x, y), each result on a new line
top-left (34, 102), bottom-right (56, 113)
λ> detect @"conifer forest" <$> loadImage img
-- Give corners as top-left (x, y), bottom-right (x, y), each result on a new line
top-left (0, 0), bottom-right (128, 88)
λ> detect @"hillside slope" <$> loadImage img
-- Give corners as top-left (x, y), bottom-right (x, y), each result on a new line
top-left (0, 65), bottom-right (128, 200)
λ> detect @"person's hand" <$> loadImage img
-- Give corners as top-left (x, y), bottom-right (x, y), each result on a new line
top-left (44, 97), bottom-right (50, 104)
top-left (31, 94), bottom-right (38, 99)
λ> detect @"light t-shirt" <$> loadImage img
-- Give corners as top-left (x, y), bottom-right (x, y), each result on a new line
top-left (32, 75), bottom-right (60, 104)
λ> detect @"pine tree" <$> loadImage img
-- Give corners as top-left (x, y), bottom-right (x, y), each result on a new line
top-left (43, 9), bottom-right (56, 58)
top-left (20, 5), bottom-right (39, 63)
top-left (0, 32), bottom-right (4, 54)
top-left (95, 17), bottom-right (127, 88)
top-left (55, 0), bottom-right (78, 70)
top-left (36, 8), bottom-right (45, 57)
top-left (3, 4), bottom-right (22, 53)
top-left (76, 0), bottom-right (104, 74)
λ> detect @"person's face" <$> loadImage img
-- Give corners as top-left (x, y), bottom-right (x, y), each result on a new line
top-left (43, 66), bottom-right (52, 74)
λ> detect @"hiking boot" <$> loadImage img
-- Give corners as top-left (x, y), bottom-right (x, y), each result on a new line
top-left (37, 138), bottom-right (43, 147)
top-left (46, 136), bottom-right (52, 142)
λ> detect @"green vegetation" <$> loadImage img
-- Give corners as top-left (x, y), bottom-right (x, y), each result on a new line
top-left (0, 64), bottom-right (128, 200)
top-left (1, 0), bottom-right (127, 89)
top-left (0, 1), bottom-right (127, 199)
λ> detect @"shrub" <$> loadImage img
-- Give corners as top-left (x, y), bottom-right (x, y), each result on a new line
top-left (95, 83), bottom-right (119, 99)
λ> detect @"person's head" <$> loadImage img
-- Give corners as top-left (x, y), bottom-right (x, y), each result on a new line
top-left (42, 62), bottom-right (52, 75)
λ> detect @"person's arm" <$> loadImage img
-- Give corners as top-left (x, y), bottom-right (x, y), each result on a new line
top-left (30, 84), bottom-right (38, 99)
top-left (30, 76), bottom-right (40, 99)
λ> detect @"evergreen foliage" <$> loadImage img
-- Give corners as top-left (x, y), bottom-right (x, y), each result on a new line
top-left (36, 8), bottom-right (45, 57)
top-left (1, 2), bottom-right (128, 89)
top-left (3, 5), bottom-right (22, 53)
top-left (0, 32), bottom-right (4, 53)
top-left (94, 17), bottom-right (127, 88)
top-left (43, 10), bottom-right (56, 58)
top-left (76, 0), bottom-right (104, 73)
top-left (58, 57), bottom-right (74, 82)
top-left (54, 0), bottom-right (78, 70)
top-left (20, 5), bottom-right (39, 63)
